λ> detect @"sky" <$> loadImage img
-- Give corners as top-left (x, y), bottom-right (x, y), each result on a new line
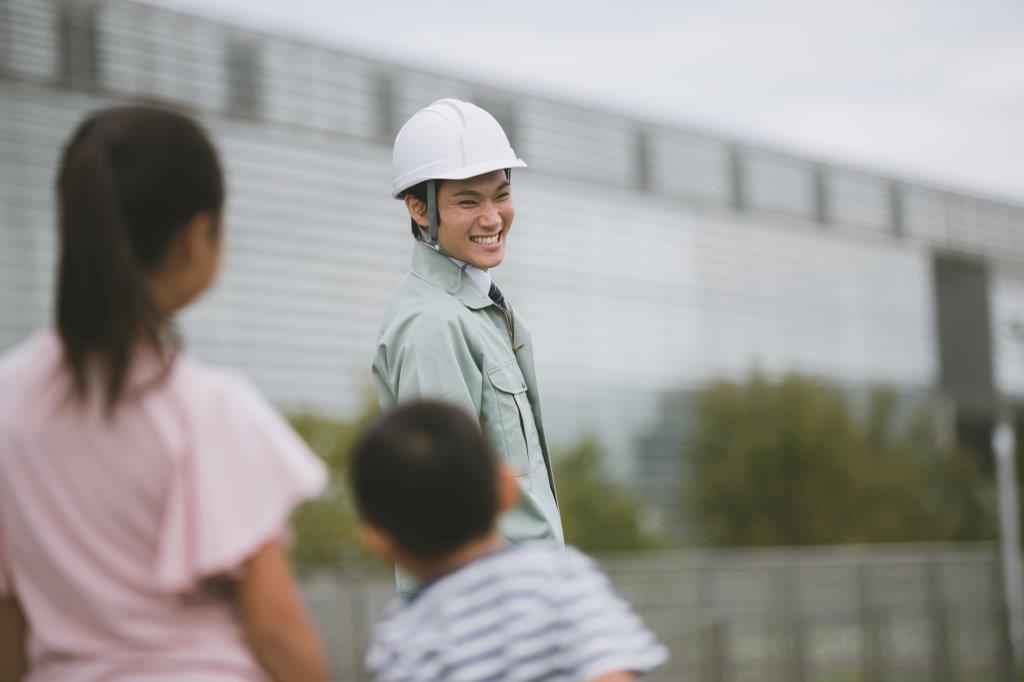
top-left (153, 0), bottom-right (1024, 203)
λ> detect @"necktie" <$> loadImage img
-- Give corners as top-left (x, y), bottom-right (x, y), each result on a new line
top-left (488, 282), bottom-right (510, 314)
top-left (489, 282), bottom-right (520, 349)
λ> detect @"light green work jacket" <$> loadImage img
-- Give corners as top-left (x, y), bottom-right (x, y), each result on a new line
top-left (373, 242), bottom-right (564, 592)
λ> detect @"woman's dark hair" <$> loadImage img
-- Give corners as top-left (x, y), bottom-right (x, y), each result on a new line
top-left (350, 400), bottom-right (499, 561)
top-left (55, 104), bottom-right (224, 410)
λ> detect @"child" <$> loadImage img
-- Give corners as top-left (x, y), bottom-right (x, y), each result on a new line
top-left (0, 105), bottom-right (329, 681)
top-left (351, 401), bottom-right (668, 681)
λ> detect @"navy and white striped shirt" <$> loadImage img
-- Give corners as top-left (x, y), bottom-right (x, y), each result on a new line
top-left (366, 544), bottom-right (668, 681)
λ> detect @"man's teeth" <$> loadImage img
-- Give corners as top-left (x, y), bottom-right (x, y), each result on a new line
top-left (471, 235), bottom-right (500, 246)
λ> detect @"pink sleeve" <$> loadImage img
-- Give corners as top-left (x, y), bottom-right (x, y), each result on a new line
top-left (153, 374), bottom-right (327, 592)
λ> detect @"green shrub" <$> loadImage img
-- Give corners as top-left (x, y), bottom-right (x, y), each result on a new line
top-left (287, 403), bottom-right (378, 567)
top-left (688, 373), bottom-right (996, 546)
top-left (554, 439), bottom-right (664, 553)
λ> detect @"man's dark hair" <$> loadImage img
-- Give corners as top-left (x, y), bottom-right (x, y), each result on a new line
top-left (398, 180), bottom-right (442, 240)
top-left (350, 400), bottom-right (499, 561)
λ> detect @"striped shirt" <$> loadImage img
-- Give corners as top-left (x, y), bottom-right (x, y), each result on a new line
top-left (366, 544), bottom-right (668, 681)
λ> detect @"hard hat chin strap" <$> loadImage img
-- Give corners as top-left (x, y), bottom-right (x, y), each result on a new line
top-left (427, 179), bottom-right (440, 248)
top-left (424, 179), bottom-right (452, 258)
top-left (409, 179), bottom-right (447, 257)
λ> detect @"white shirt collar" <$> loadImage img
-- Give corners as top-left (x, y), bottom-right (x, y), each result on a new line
top-left (448, 257), bottom-right (492, 294)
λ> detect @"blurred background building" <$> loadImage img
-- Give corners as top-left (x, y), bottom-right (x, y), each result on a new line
top-left (6, 1), bottom-right (1024, 678)
top-left (3, 0), bottom-right (1024, 539)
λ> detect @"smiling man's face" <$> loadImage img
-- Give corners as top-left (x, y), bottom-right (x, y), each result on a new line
top-left (409, 170), bottom-right (515, 271)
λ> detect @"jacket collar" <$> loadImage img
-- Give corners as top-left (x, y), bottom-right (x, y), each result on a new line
top-left (410, 240), bottom-right (492, 310)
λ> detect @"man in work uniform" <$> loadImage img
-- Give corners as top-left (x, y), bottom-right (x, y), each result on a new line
top-left (373, 99), bottom-right (563, 596)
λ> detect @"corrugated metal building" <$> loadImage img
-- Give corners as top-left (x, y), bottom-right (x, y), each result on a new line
top-left (3, 0), bottom-right (1024, 536)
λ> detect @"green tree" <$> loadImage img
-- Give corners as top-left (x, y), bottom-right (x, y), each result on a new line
top-left (688, 372), bottom-right (995, 546)
top-left (287, 400), bottom-right (378, 567)
top-left (554, 439), bottom-right (663, 553)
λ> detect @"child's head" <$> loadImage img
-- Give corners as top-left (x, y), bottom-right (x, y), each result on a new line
top-left (55, 104), bottom-right (224, 409)
top-left (350, 401), bottom-right (518, 574)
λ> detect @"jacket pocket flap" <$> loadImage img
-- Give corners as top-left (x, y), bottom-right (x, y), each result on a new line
top-left (487, 361), bottom-right (527, 394)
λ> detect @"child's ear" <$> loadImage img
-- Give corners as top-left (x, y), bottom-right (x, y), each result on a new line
top-left (358, 524), bottom-right (397, 565)
top-left (496, 466), bottom-right (520, 514)
top-left (179, 211), bottom-right (218, 264)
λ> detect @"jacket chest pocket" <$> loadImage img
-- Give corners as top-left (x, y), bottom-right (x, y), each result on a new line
top-left (486, 361), bottom-right (543, 477)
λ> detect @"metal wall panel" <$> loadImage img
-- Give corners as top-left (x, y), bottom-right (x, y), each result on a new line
top-left (224, 35), bottom-right (262, 119)
top-left (181, 123), bottom-right (404, 414)
top-left (262, 38), bottom-right (379, 136)
top-left (472, 86), bottom-right (517, 147)
top-left (742, 149), bottom-right (816, 219)
top-left (393, 69), bottom-right (474, 129)
top-left (0, 0), bottom-right (9, 73)
top-left (903, 186), bottom-right (1024, 263)
top-left (99, 0), bottom-right (228, 112)
top-left (903, 184), bottom-right (949, 246)
top-left (0, 81), bottom-right (78, 350)
top-left (991, 202), bottom-right (1024, 255)
top-left (4, 0), bottom-right (57, 82)
top-left (503, 178), bottom-right (705, 391)
top-left (314, 50), bottom-right (371, 138)
top-left (825, 168), bottom-right (892, 235)
top-left (263, 43), bottom-right (380, 141)
top-left (264, 38), bottom-right (315, 129)
top-left (694, 215), bottom-right (936, 386)
top-left (647, 128), bottom-right (732, 204)
top-left (517, 99), bottom-right (639, 189)
top-left (951, 195), bottom-right (1024, 262)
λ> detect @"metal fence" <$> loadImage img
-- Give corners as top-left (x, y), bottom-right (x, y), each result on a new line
top-left (301, 543), bottom-right (1014, 682)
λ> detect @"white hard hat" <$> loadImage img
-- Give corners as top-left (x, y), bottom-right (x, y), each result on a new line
top-left (391, 98), bottom-right (526, 199)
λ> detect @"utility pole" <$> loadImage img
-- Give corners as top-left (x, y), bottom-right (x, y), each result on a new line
top-left (994, 414), bottom-right (1024, 669)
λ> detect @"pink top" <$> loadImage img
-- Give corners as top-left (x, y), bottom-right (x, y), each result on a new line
top-left (0, 332), bottom-right (328, 681)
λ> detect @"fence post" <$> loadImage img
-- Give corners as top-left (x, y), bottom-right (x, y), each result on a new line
top-left (349, 564), bottom-right (369, 682)
top-left (994, 558), bottom-right (1018, 682)
top-left (994, 417), bottom-right (1024, 673)
top-left (927, 555), bottom-right (956, 682)
top-left (859, 561), bottom-right (885, 682)
top-left (781, 562), bottom-right (808, 682)
top-left (697, 558), bottom-right (729, 682)
top-left (701, 619), bottom-right (730, 682)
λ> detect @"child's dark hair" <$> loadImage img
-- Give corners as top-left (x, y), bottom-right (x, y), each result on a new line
top-left (55, 104), bottom-right (224, 411)
top-left (350, 400), bottom-right (499, 561)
